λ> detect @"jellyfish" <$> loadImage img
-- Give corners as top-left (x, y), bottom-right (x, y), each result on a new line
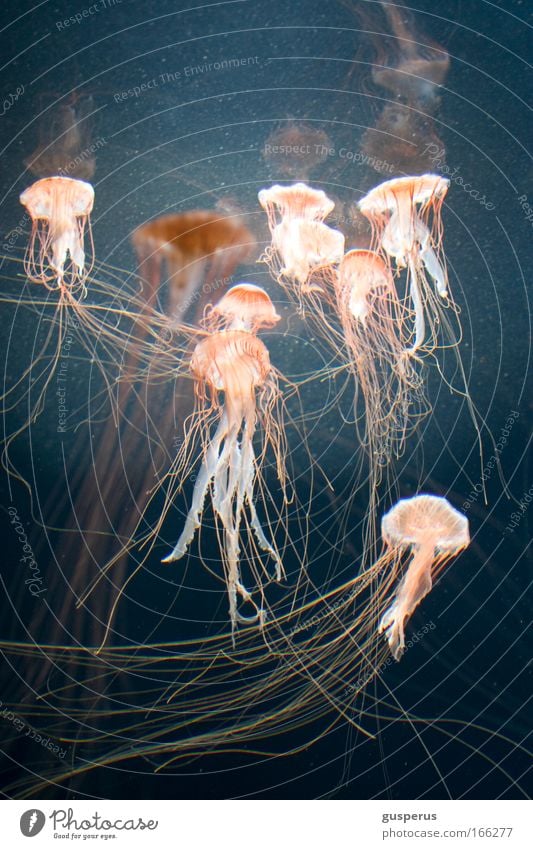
top-left (258, 183), bottom-right (345, 291)
top-left (358, 174), bottom-right (450, 352)
top-left (270, 218), bottom-right (345, 289)
top-left (19, 176), bottom-right (95, 294)
top-left (352, 1), bottom-right (450, 174)
top-left (377, 495), bottom-right (470, 660)
top-left (333, 249), bottom-right (425, 461)
top-left (304, 250), bottom-right (426, 564)
top-left (371, 2), bottom-right (450, 110)
top-left (40, 211), bottom-right (257, 647)
top-left (262, 121), bottom-right (333, 180)
top-left (161, 330), bottom-right (286, 634)
top-left (361, 105), bottom-right (446, 176)
top-left (203, 282), bottom-right (281, 333)
top-left (258, 182), bottom-right (335, 227)
top-left (24, 95), bottom-right (97, 181)
top-left (131, 210), bottom-right (257, 323)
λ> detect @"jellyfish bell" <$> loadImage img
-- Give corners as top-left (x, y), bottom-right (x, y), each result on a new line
top-left (19, 175), bottom-right (95, 292)
top-left (359, 173), bottom-right (449, 260)
top-left (361, 105), bottom-right (447, 176)
top-left (371, 2), bottom-right (450, 109)
top-left (359, 174), bottom-right (449, 351)
top-left (338, 248), bottom-right (396, 324)
top-left (203, 283), bottom-right (281, 333)
top-left (378, 495), bottom-right (470, 660)
top-left (162, 329), bottom-right (286, 634)
top-left (258, 182), bottom-right (335, 228)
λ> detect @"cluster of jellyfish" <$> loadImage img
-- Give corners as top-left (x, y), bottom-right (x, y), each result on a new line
top-left (5, 166), bottom-right (472, 665)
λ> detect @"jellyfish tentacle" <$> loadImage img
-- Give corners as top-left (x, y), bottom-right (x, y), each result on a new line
top-left (240, 420), bottom-right (284, 580)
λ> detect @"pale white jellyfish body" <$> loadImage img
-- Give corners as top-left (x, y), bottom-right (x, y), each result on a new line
top-left (162, 330), bottom-right (285, 634)
top-left (359, 174), bottom-right (449, 352)
top-left (20, 176), bottom-right (95, 293)
top-left (334, 249), bottom-right (424, 463)
top-left (258, 182), bottom-right (335, 227)
top-left (258, 183), bottom-right (344, 291)
top-left (271, 218), bottom-right (345, 287)
top-left (377, 495), bottom-right (470, 660)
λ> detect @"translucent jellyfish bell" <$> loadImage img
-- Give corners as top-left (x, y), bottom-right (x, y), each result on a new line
top-left (203, 283), bottom-right (281, 333)
top-left (258, 182), bottom-right (335, 227)
top-left (271, 218), bottom-right (345, 287)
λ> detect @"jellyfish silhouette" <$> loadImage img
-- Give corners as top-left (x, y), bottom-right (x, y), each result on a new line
top-left (377, 494), bottom-right (470, 659)
top-left (131, 210), bottom-right (257, 322)
top-left (356, 1), bottom-right (450, 174)
top-left (25, 95), bottom-right (98, 181)
top-left (359, 174), bottom-right (450, 352)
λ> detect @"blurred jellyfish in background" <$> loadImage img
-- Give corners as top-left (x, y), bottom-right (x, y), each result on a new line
top-left (377, 495), bottom-right (470, 659)
top-left (131, 210), bottom-right (257, 323)
top-left (24, 95), bottom-right (98, 181)
top-left (356, 1), bottom-right (450, 175)
top-left (262, 120), bottom-right (333, 180)
top-left (203, 282), bottom-right (281, 333)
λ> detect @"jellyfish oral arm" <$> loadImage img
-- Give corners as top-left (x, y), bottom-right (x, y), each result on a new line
top-left (162, 413), bottom-right (228, 563)
top-left (51, 225), bottom-right (86, 281)
top-left (407, 254), bottom-right (426, 352)
top-left (162, 402), bottom-right (282, 631)
top-left (419, 242), bottom-right (447, 298)
top-left (379, 542), bottom-right (434, 660)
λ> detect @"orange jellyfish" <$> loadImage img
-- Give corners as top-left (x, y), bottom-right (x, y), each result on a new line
top-left (131, 211), bottom-right (257, 323)
top-left (333, 249), bottom-right (424, 461)
top-left (258, 182), bottom-right (335, 227)
top-left (203, 282), bottom-right (281, 333)
top-left (20, 176), bottom-right (95, 295)
top-left (358, 174), bottom-right (450, 352)
top-left (161, 330), bottom-right (286, 633)
top-left (377, 495), bottom-right (470, 660)
top-left (258, 183), bottom-right (345, 290)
